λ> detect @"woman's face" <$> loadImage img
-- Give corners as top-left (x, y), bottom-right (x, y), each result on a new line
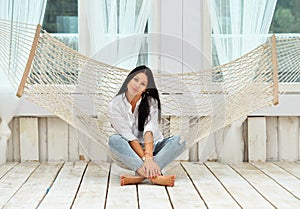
top-left (126, 72), bottom-right (148, 100)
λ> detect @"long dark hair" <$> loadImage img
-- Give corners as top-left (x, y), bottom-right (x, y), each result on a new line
top-left (117, 65), bottom-right (161, 131)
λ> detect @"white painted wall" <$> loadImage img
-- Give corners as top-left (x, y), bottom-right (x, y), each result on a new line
top-left (6, 116), bottom-right (300, 162)
top-left (157, 0), bottom-right (205, 73)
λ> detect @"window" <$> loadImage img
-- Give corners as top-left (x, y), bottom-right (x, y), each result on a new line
top-left (270, 0), bottom-right (300, 82)
top-left (43, 0), bottom-right (78, 50)
top-left (269, 0), bottom-right (300, 33)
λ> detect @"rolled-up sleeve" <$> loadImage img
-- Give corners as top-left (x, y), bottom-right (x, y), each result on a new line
top-left (143, 99), bottom-right (160, 137)
top-left (108, 101), bottom-right (137, 141)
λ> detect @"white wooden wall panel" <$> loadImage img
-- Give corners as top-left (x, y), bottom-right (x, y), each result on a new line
top-left (215, 128), bottom-right (226, 161)
top-left (266, 117), bottom-right (278, 161)
top-left (90, 121), bottom-right (109, 162)
top-left (170, 116), bottom-right (189, 160)
top-left (6, 120), bottom-right (13, 162)
top-left (78, 132), bottom-right (90, 161)
top-left (68, 125), bottom-right (79, 161)
top-left (89, 140), bottom-right (108, 163)
top-left (12, 117), bottom-right (20, 162)
top-left (218, 119), bottom-right (245, 163)
top-left (39, 118), bottom-right (47, 162)
top-left (47, 117), bottom-right (68, 161)
top-left (278, 116), bottom-right (299, 161)
top-left (19, 118), bottom-right (39, 162)
top-left (189, 117), bottom-right (199, 161)
top-left (6, 116), bottom-right (300, 162)
top-left (68, 129), bottom-right (91, 161)
top-left (196, 116), bottom-right (218, 162)
top-left (198, 133), bottom-right (217, 162)
top-left (248, 117), bottom-right (266, 162)
top-left (299, 123), bottom-right (300, 160)
top-left (242, 120), bottom-right (248, 162)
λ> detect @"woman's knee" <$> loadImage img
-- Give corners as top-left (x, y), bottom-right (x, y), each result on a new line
top-left (170, 136), bottom-right (186, 152)
top-left (108, 134), bottom-right (123, 147)
top-left (170, 135), bottom-right (185, 145)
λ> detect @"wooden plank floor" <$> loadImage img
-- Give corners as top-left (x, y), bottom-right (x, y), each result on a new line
top-left (0, 161), bottom-right (300, 209)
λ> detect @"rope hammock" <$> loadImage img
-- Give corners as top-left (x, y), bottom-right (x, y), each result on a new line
top-left (2, 19), bottom-right (300, 167)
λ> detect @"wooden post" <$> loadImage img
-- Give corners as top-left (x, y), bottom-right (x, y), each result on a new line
top-left (19, 117), bottom-right (39, 162)
top-left (278, 116), bottom-right (299, 161)
top-left (271, 34), bottom-right (279, 105)
top-left (16, 24), bottom-right (42, 98)
top-left (248, 117), bottom-right (266, 162)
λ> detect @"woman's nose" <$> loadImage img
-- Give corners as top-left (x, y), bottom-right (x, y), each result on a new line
top-left (135, 83), bottom-right (141, 89)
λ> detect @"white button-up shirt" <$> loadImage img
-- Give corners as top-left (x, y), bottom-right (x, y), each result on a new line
top-left (108, 93), bottom-right (163, 144)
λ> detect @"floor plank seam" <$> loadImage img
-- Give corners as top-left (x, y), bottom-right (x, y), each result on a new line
top-left (180, 162), bottom-right (208, 208)
top-left (2, 161), bottom-right (300, 208)
top-left (3, 162), bottom-right (40, 208)
top-left (203, 163), bottom-right (243, 209)
top-left (136, 185), bottom-right (140, 209)
top-left (165, 186), bottom-right (175, 209)
top-left (228, 164), bottom-right (276, 208)
top-left (273, 162), bottom-right (300, 180)
top-left (103, 163), bottom-right (112, 209)
top-left (36, 162), bottom-right (65, 208)
top-left (250, 162), bottom-right (300, 201)
top-left (70, 161), bottom-right (89, 208)
top-left (0, 162), bottom-right (18, 180)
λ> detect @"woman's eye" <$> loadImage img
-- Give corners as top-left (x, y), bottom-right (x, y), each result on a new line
top-left (141, 83), bottom-right (146, 86)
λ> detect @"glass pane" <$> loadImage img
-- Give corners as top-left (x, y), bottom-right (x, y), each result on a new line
top-left (269, 0), bottom-right (300, 33)
top-left (43, 0), bottom-right (78, 33)
top-left (269, 0), bottom-right (300, 82)
top-left (43, 0), bottom-right (78, 50)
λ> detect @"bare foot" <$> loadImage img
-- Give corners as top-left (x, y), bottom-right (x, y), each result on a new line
top-left (149, 175), bottom-right (176, 187)
top-left (120, 175), bottom-right (146, 186)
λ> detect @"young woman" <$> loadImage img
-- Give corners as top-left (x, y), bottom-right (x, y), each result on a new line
top-left (108, 65), bottom-right (186, 187)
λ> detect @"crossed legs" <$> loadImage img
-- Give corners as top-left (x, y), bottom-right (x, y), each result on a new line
top-left (109, 135), bottom-right (186, 187)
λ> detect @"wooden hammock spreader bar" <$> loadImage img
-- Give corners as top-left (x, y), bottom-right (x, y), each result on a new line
top-left (271, 34), bottom-right (279, 105)
top-left (16, 24), bottom-right (42, 98)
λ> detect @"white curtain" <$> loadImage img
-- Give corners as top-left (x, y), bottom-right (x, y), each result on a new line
top-left (79, 0), bottom-right (150, 69)
top-left (207, 0), bottom-right (277, 163)
top-left (208, 0), bottom-right (277, 64)
top-left (0, 0), bottom-right (47, 163)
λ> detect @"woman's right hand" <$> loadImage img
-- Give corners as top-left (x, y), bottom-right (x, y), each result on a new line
top-left (142, 158), bottom-right (161, 178)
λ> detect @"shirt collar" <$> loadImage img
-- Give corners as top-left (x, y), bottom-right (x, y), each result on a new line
top-left (122, 93), bottom-right (142, 113)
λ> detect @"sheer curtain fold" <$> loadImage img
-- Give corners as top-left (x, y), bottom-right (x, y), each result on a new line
top-left (207, 0), bottom-right (277, 163)
top-left (81, 0), bottom-right (150, 69)
top-left (0, 0), bottom-right (47, 163)
top-left (208, 0), bottom-right (277, 64)
top-left (0, 0), bottom-right (47, 24)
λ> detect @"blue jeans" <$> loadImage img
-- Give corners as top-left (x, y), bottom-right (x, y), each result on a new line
top-left (108, 134), bottom-right (186, 172)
